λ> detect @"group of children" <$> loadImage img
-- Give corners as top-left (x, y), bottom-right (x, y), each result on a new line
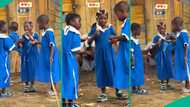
top-left (147, 17), bottom-right (190, 92)
top-left (0, 1), bottom-right (190, 107)
top-left (0, 15), bottom-right (60, 97)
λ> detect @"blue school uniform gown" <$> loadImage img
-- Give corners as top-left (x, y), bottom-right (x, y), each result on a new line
top-left (0, 34), bottom-right (15, 88)
top-left (88, 23), bottom-right (116, 88)
top-left (131, 38), bottom-right (144, 86)
top-left (20, 33), bottom-right (40, 82)
top-left (36, 28), bottom-right (59, 83)
top-left (62, 26), bottom-right (81, 100)
top-left (153, 35), bottom-right (173, 80)
top-left (9, 31), bottom-right (20, 43)
top-left (114, 19), bottom-right (131, 89)
top-left (174, 30), bottom-right (190, 81)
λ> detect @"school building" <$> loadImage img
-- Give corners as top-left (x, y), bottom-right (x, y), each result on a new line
top-left (0, 0), bottom-right (190, 72)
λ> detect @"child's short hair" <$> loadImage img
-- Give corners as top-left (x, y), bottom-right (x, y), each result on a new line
top-left (24, 21), bottom-right (33, 27)
top-left (114, 1), bottom-right (129, 13)
top-left (65, 13), bottom-right (81, 25)
top-left (37, 15), bottom-right (49, 24)
top-left (96, 9), bottom-right (108, 18)
top-left (131, 23), bottom-right (141, 32)
top-left (9, 21), bottom-right (18, 31)
top-left (157, 22), bottom-right (166, 29)
top-left (172, 17), bottom-right (183, 26)
top-left (0, 20), bottom-right (6, 32)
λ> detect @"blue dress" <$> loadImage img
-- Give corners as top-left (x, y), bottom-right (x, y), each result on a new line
top-left (9, 31), bottom-right (20, 43)
top-left (0, 34), bottom-right (15, 88)
top-left (153, 34), bottom-right (173, 80)
top-left (9, 31), bottom-right (21, 53)
top-left (20, 33), bottom-right (40, 82)
top-left (131, 38), bottom-right (144, 86)
top-left (36, 28), bottom-right (60, 84)
top-left (174, 30), bottom-right (190, 81)
top-left (88, 23), bottom-right (116, 88)
top-left (114, 18), bottom-right (131, 89)
top-left (62, 25), bottom-right (81, 100)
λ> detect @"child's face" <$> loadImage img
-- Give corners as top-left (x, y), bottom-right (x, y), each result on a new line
top-left (171, 22), bottom-right (178, 33)
top-left (1, 24), bottom-right (8, 33)
top-left (115, 11), bottom-right (128, 21)
top-left (24, 23), bottom-right (32, 32)
top-left (158, 26), bottom-right (166, 35)
top-left (133, 28), bottom-right (141, 37)
top-left (38, 22), bottom-right (45, 30)
top-left (97, 14), bottom-right (108, 27)
top-left (72, 18), bottom-right (81, 30)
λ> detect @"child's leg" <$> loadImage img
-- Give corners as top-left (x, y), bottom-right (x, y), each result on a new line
top-left (28, 81), bottom-right (36, 92)
top-left (185, 80), bottom-right (190, 89)
top-left (101, 87), bottom-right (106, 94)
top-left (68, 100), bottom-right (80, 107)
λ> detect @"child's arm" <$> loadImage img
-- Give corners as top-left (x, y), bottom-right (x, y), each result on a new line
top-left (50, 44), bottom-right (53, 64)
top-left (88, 31), bottom-right (100, 44)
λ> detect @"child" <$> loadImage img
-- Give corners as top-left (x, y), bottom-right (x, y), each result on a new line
top-left (62, 13), bottom-right (81, 107)
top-left (172, 17), bottom-right (190, 92)
top-left (36, 15), bottom-right (60, 96)
top-left (0, 20), bottom-right (15, 97)
top-left (88, 9), bottom-right (120, 102)
top-left (20, 21), bottom-right (40, 93)
top-left (152, 22), bottom-right (173, 90)
top-left (9, 21), bottom-right (20, 44)
top-left (130, 23), bottom-right (147, 94)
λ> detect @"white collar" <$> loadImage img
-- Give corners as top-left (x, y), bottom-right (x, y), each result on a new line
top-left (157, 33), bottom-right (166, 40)
top-left (64, 25), bottom-right (81, 36)
top-left (96, 24), bottom-right (111, 32)
top-left (24, 32), bottom-right (36, 40)
top-left (121, 18), bottom-right (128, 28)
top-left (42, 28), bottom-right (54, 36)
top-left (0, 34), bottom-right (8, 38)
top-left (131, 36), bottom-right (139, 45)
top-left (176, 29), bottom-right (188, 38)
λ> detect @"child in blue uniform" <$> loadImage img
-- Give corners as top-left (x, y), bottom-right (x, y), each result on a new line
top-left (19, 21), bottom-right (40, 93)
top-left (88, 9), bottom-right (121, 102)
top-left (110, 1), bottom-right (131, 94)
top-left (152, 22), bottom-right (173, 90)
top-left (62, 13), bottom-right (81, 107)
top-left (130, 23), bottom-right (147, 94)
top-left (36, 15), bottom-right (60, 96)
top-left (0, 20), bottom-right (15, 97)
top-left (9, 22), bottom-right (20, 44)
top-left (172, 17), bottom-right (190, 93)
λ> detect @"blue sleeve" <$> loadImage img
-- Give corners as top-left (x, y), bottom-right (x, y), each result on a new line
top-left (88, 23), bottom-right (96, 37)
top-left (121, 20), bottom-right (130, 39)
top-left (47, 31), bottom-right (56, 47)
top-left (4, 37), bottom-right (15, 52)
top-left (181, 32), bottom-right (189, 46)
top-left (34, 33), bottom-right (39, 41)
top-left (71, 33), bottom-right (81, 52)
top-left (152, 36), bottom-right (160, 44)
top-left (110, 26), bottom-right (116, 36)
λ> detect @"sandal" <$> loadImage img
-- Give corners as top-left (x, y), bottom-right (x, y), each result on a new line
top-left (97, 93), bottom-right (108, 102)
top-left (160, 83), bottom-right (167, 91)
top-left (135, 89), bottom-right (148, 95)
top-left (115, 90), bottom-right (128, 100)
top-left (0, 92), bottom-right (12, 98)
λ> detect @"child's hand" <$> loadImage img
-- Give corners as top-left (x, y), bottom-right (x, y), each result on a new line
top-left (31, 40), bottom-right (36, 45)
top-left (109, 38), bottom-right (118, 44)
